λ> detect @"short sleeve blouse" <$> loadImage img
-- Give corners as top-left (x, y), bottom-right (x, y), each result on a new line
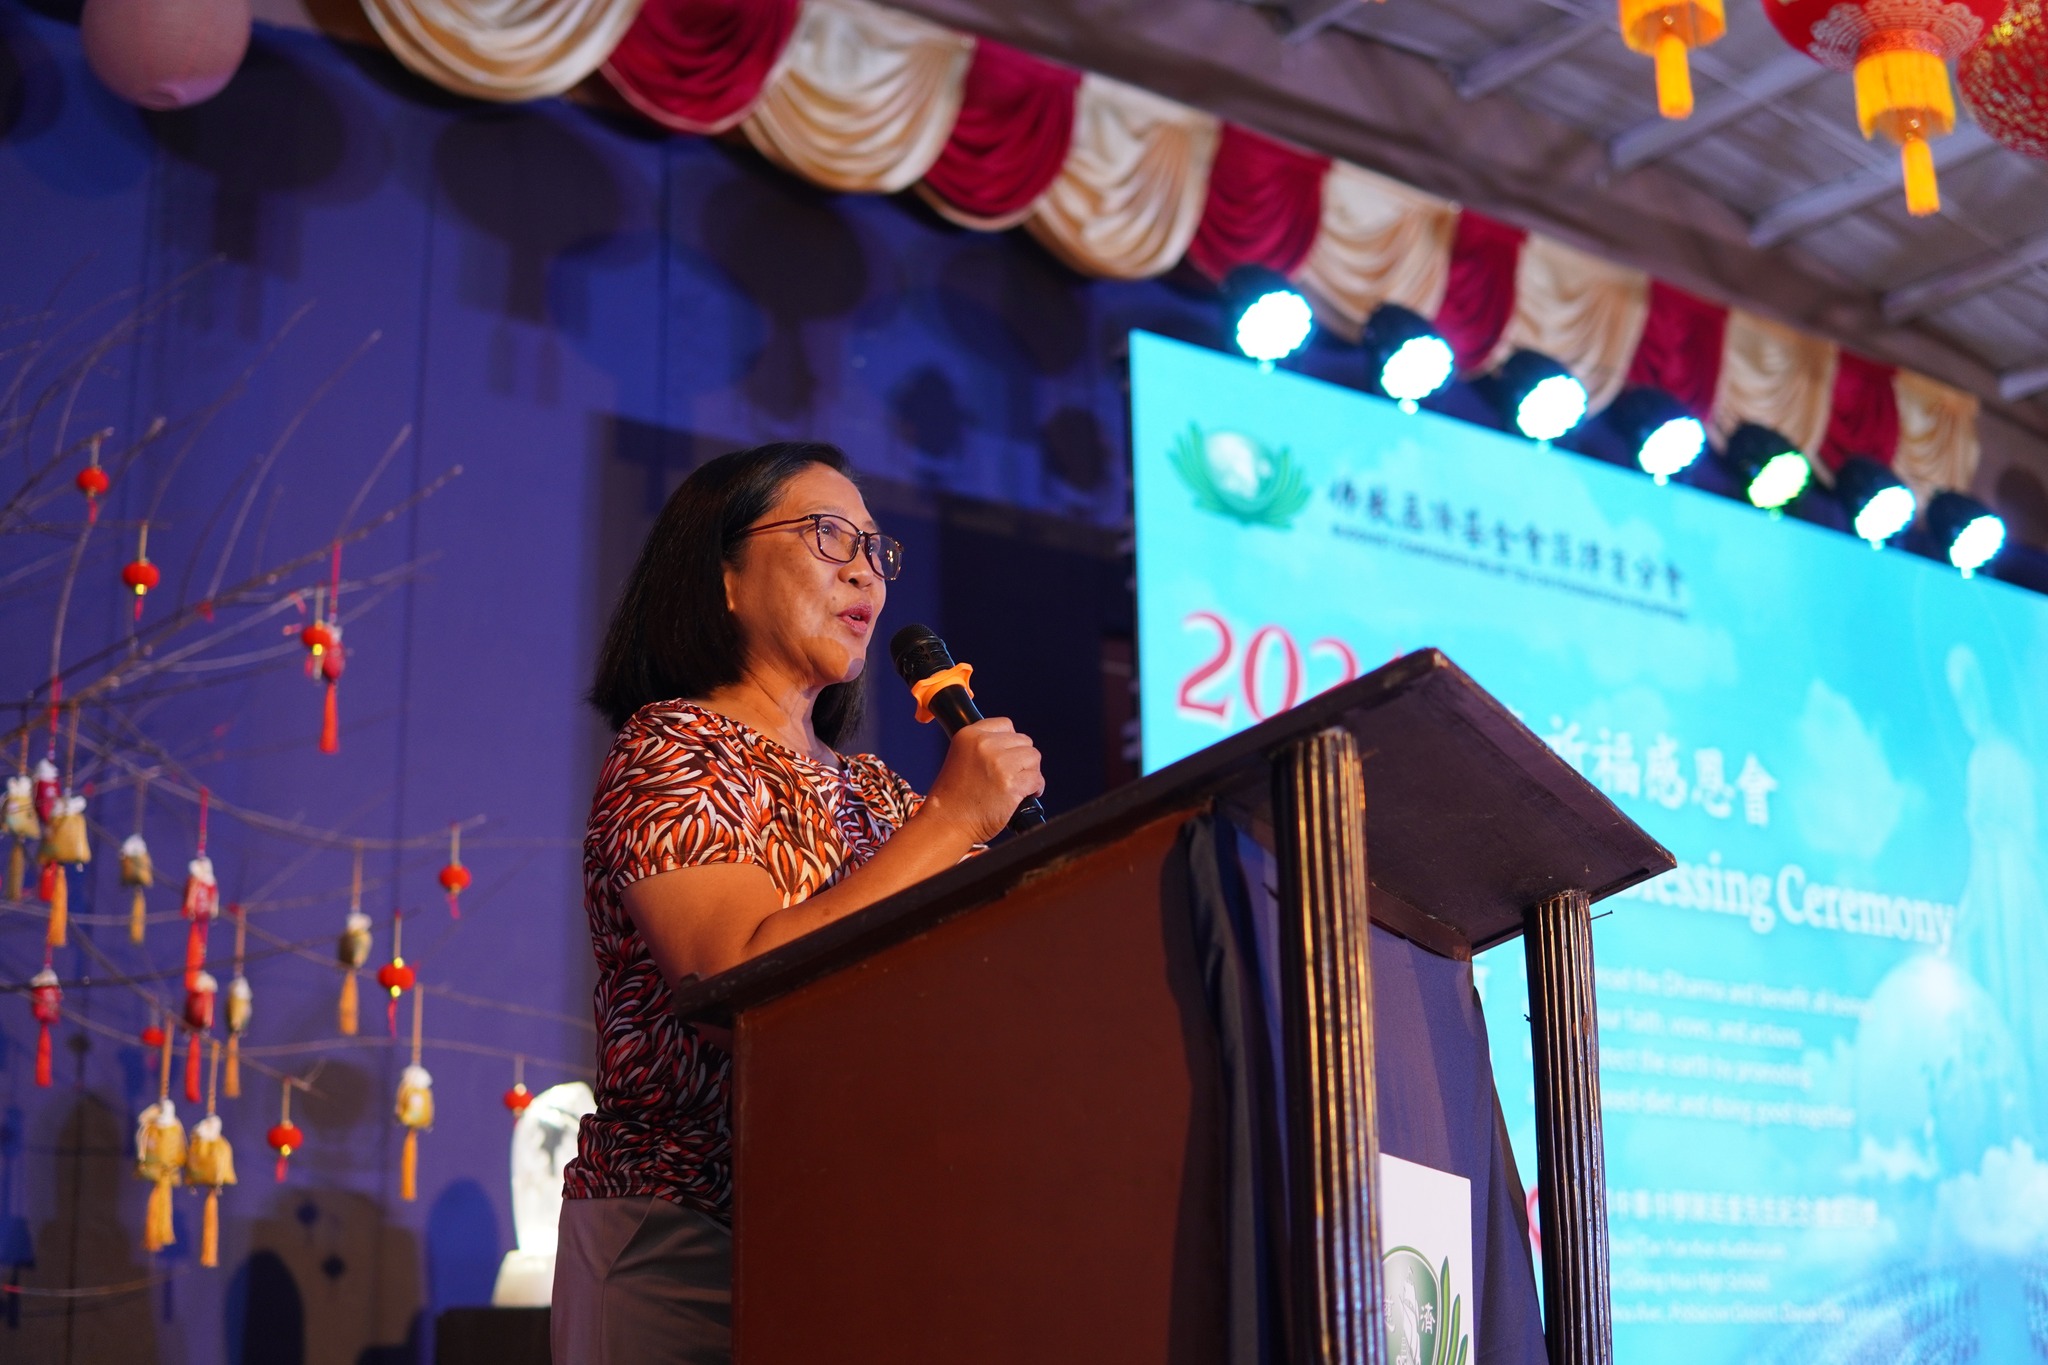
top-left (560, 700), bottom-right (923, 1221)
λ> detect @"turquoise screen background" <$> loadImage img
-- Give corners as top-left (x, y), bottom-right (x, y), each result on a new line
top-left (1131, 330), bottom-right (2048, 1361)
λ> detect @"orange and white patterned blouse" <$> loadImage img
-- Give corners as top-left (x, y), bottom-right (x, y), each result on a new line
top-left (561, 700), bottom-right (922, 1221)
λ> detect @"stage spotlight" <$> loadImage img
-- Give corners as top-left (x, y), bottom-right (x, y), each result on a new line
top-left (1224, 266), bottom-right (1313, 366)
top-left (1725, 423), bottom-right (1811, 512)
top-left (1608, 388), bottom-right (1706, 484)
top-left (1361, 305), bottom-right (1453, 412)
top-left (1492, 351), bottom-right (1588, 443)
top-left (1927, 491), bottom-right (2006, 577)
top-left (1836, 458), bottom-right (1917, 548)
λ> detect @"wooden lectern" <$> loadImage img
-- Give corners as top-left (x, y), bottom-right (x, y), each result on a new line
top-left (675, 650), bottom-right (1671, 1365)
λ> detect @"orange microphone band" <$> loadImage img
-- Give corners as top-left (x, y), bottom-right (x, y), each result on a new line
top-left (909, 663), bottom-right (975, 724)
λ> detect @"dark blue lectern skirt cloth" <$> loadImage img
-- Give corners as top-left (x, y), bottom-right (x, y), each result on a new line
top-left (1176, 813), bottom-right (1547, 1365)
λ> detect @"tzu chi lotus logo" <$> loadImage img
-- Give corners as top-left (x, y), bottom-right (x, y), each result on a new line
top-left (1168, 423), bottom-right (1312, 529)
top-left (1383, 1245), bottom-right (1469, 1365)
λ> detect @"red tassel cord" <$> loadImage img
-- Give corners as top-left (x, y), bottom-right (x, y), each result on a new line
top-left (31, 966), bottom-right (60, 1088)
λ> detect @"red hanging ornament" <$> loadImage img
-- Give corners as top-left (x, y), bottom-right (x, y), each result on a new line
top-left (438, 825), bottom-right (469, 918)
top-left (141, 1021), bottom-right (167, 1049)
top-left (267, 1083), bottom-right (304, 1184)
top-left (75, 465), bottom-right (109, 525)
top-left (375, 910), bottom-right (414, 1038)
top-left (184, 970), bottom-right (216, 1104)
top-left (1960, 0), bottom-right (2048, 160)
top-left (30, 965), bottom-right (61, 1088)
top-left (32, 757), bottom-right (59, 825)
top-left (1764, 0), bottom-right (2005, 215)
top-left (183, 854), bottom-right (219, 991)
top-left (318, 627), bottom-right (345, 755)
top-left (122, 523), bottom-right (160, 622)
top-left (502, 1083), bottom-right (533, 1118)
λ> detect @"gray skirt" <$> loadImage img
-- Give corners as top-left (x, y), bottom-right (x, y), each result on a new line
top-left (551, 1195), bottom-right (733, 1365)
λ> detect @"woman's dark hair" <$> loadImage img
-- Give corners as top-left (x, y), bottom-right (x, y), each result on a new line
top-left (590, 441), bottom-right (865, 744)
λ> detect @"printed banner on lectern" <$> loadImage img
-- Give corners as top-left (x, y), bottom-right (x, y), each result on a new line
top-left (1130, 329), bottom-right (2048, 1362)
top-left (1380, 1154), bottom-right (1475, 1365)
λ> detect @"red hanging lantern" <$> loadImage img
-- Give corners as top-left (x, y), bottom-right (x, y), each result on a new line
top-left (1960, 0), bottom-right (2048, 160)
top-left (318, 627), bottom-right (345, 754)
top-left (32, 757), bottom-right (59, 825)
top-left (503, 1082), bottom-right (533, 1118)
top-left (141, 1021), bottom-right (167, 1049)
top-left (30, 965), bottom-right (61, 1088)
top-left (183, 853), bottom-right (219, 991)
top-left (75, 465), bottom-right (109, 524)
top-left (1764, 0), bottom-right (2006, 215)
top-left (438, 825), bottom-right (469, 918)
top-left (184, 970), bottom-right (216, 1103)
top-left (267, 1082), bottom-right (305, 1184)
top-left (375, 910), bottom-right (414, 1038)
top-left (122, 523), bottom-right (160, 621)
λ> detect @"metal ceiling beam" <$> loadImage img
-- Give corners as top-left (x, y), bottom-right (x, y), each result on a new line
top-left (1882, 230), bottom-right (2048, 322)
top-left (2003, 364), bottom-right (2048, 403)
top-left (1609, 52), bottom-right (1824, 173)
top-left (1455, 14), bottom-right (1601, 100)
top-left (1748, 124), bottom-right (1999, 248)
top-left (1281, 0), bottom-right (1368, 43)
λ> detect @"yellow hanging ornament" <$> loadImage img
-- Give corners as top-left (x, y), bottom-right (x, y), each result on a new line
top-left (395, 986), bottom-right (432, 1202)
top-left (41, 794), bottom-right (89, 948)
top-left (225, 974), bottom-right (251, 1100)
top-left (4, 771), bottom-right (37, 900)
top-left (121, 833), bottom-right (154, 945)
top-left (185, 1040), bottom-right (236, 1269)
top-left (338, 844), bottom-right (369, 1036)
top-left (135, 1032), bottom-right (185, 1254)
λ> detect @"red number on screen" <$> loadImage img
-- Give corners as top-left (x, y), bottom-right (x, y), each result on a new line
top-left (1176, 611), bottom-right (1234, 721)
top-left (1241, 626), bottom-right (1302, 720)
top-left (1309, 637), bottom-right (1359, 695)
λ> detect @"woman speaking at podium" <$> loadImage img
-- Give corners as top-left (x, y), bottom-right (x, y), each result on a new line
top-left (551, 443), bottom-right (1043, 1364)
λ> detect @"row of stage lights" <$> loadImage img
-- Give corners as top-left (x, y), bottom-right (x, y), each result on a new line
top-left (1223, 267), bottom-right (2009, 579)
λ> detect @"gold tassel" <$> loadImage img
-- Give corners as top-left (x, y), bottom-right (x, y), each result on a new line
top-left (130, 886), bottom-right (147, 944)
top-left (225, 1035), bottom-right (241, 1099)
top-left (6, 842), bottom-right (20, 900)
top-left (45, 866), bottom-right (66, 948)
top-left (400, 1128), bottom-right (418, 1203)
top-left (201, 1188), bottom-right (220, 1268)
top-left (145, 1177), bottom-right (175, 1253)
top-left (1901, 136), bottom-right (1940, 216)
top-left (339, 971), bottom-right (359, 1037)
top-left (1653, 32), bottom-right (1694, 119)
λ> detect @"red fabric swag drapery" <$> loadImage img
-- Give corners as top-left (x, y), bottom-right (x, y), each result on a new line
top-left (1821, 351), bottom-right (1901, 469)
top-left (1434, 211), bottom-right (1526, 375)
top-left (1183, 123), bottom-right (1328, 282)
top-left (601, 0), bottom-right (801, 135)
top-left (1625, 281), bottom-right (1730, 421)
top-left (920, 40), bottom-right (1081, 229)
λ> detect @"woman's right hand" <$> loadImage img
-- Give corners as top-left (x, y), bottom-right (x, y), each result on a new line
top-left (920, 717), bottom-right (1045, 845)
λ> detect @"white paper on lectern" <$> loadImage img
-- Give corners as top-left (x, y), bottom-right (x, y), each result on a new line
top-left (1379, 1153), bottom-right (1476, 1365)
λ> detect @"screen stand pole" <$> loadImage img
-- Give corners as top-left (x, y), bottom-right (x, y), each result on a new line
top-left (1272, 727), bottom-right (1386, 1365)
top-left (1525, 887), bottom-right (1613, 1365)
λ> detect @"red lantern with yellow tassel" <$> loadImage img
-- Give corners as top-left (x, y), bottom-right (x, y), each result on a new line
top-left (184, 1040), bottom-right (236, 1269)
top-left (1621, 0), bottom-right (1725, 118)
top-left (267, 1081), bottom-right (304, 1184)
top-left (122, 523), bottom-right (161, 621)
top-left (1960, 0), bottom-right (2048, 160)
top-left (30, 964), bottom-right (60, 1088)
top-left (183, 969), bottom-right (216, 1104)
top-left (1765, 0), bottom-right (2005, 215)
top-left (376, 910), bottom-right (415, 1038)
top-left (438, 825), bottom-right (470, 918)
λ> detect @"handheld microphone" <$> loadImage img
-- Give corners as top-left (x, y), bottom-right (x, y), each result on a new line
top-left (889, 624), bottom-right (1048, 833)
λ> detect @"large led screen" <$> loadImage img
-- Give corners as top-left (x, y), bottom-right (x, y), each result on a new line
top-left (1132, 329), bottom-right (2048, 1360)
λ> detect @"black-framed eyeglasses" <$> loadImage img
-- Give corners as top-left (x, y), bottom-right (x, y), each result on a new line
top-left (741, 513), bottom-right (904, 581)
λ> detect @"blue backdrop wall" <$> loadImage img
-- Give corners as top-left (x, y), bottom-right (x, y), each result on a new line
top-left (0, 6), bottom-right (1266, 1359)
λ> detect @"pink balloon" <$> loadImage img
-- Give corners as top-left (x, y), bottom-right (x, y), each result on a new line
top-left (81, 0), bottom-right (253, 110)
